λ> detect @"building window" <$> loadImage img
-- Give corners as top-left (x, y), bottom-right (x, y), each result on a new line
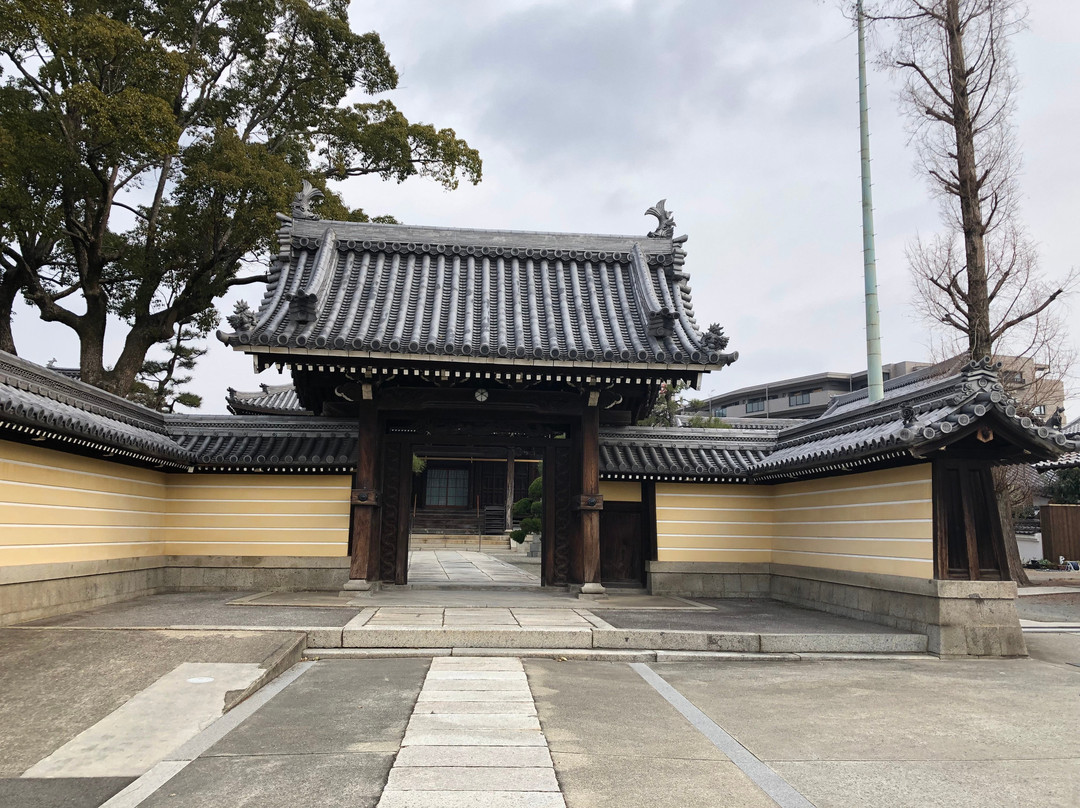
top-left (426, 468), bottom-right (469, 507)
top-left (1032, 404), bottom-right (1046, 416)
top-left (788, 391), bottom-right (811, 407)
top-left (746, 398), bottom-right (765, 413)
top-left (713, 406), bottom-right (727, 418)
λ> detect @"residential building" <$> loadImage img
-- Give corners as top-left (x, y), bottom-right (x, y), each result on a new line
top-left (699, 357), bottom-right (1065, 422)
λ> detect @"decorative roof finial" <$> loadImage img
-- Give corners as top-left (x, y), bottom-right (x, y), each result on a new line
top-left (291, 180), bottom-right (324, 220)
top-left (645, 199), bottom-right (676, 238)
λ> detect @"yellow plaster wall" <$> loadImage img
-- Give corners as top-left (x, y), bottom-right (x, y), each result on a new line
top-left (164, 474), bottom-right (351, 557)
top-left (656, 464), bottom-right (934, 577)
top-left (0, 441), bottom-right (167, 566)
top-left (599, 481), bottom-right (641, 502)
top-left (0, 440), bottom-right (352, 567)
top-left (656, 483), bottom-right (773, 563)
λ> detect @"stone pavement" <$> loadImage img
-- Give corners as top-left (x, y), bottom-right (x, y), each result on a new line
top-left (378, 657), bottom-right (563, 807)
top-left (408, 550), bottom-right (540, 587)
top-left (9, 645), bottom-right (1080, 807)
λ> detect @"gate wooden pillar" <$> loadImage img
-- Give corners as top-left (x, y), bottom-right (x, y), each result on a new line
top-left (578, 403), bottom-right (605, 594)
top-left (346, 400), bottom-right (379, 588)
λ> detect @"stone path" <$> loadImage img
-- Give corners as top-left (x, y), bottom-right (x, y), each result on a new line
top-left (377, 656), bottom-right (564, 807)
top-left (408, 550), bottom-right (540, 587)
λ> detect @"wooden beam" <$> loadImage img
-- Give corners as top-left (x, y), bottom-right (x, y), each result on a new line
top-left (349, 400), bottom-right (379, 581)
top-left (580, 404), bottom-right (603, 592)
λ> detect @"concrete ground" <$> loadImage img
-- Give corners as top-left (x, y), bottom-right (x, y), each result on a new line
top-left (4, 634), bottom-right (1078, 808)
top-left (0, 627), bottom-right (303, 808)
top-left (7, 583), bottom-right (1079, 806)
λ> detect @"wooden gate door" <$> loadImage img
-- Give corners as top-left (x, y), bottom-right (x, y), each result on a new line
top-left (599, 503), bottom-right (645, 586)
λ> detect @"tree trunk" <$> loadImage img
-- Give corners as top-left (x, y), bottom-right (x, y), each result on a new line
top-left (993, 466), bottom-right (1032, 586)
top-left (0, 269), bottom-right (22, 355)
top-left (945, 0), bottom-right (992, 360)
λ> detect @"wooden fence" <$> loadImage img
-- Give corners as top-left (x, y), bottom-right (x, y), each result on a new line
top-left (1040, 504), bottom-right (1080, 563)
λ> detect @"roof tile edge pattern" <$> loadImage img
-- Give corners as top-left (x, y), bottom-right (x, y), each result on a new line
top-left (217, 199), bottom-right (738, 371)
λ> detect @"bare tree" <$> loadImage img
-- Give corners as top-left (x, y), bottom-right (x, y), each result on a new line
top-left (863, 0), bottom-right (1078, 584)
top-left (866, 0), bottom-right (1075, 362)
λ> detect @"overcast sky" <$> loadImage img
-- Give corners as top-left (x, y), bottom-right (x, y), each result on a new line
top-left (13, 0), bottom-right (1080, 414)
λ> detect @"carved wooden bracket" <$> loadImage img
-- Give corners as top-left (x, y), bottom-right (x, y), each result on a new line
top-left (351, 488), bottom-right (380, 506)
top-left (573, 494), bottom-right (604, 511)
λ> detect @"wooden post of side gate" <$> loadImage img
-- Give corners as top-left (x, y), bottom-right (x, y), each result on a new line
top-left (346, 400), bottom-right (379, 590)
top-left (578, 402), bottom-right (605, 595)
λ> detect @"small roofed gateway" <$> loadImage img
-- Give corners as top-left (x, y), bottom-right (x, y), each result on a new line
top-left (217, 191), bottom-right (735, 593)
top-left (0, 190), bottom-right (1074, 656)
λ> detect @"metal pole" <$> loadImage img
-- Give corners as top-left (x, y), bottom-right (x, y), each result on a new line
top-left (858, 0), bottom-right (884, 402)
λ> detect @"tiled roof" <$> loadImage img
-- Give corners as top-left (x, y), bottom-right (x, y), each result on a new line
top-left (599, 426), bottom-right (776, 481)
top-left (755, 358), bottom-right (1075, 480)
top-left (167, 416), bottom-right (356, 472)
top-left (0, 352), bottom-right (1073, 480)
top-left (226, 383), bottom-right (309, 416)
top-left (0, 352), bottom-right (191, 467)
top-left (218, 201), bottom-right (737, 372)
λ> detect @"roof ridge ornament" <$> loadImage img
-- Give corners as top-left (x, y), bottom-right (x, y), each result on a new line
top-left (292, 180), bottom-right (324, 220)
top-left (645, 199), bottom-right (676, 238)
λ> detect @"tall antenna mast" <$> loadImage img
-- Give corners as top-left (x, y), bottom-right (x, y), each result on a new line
top-left (858, 0), bottom-right (884, 402)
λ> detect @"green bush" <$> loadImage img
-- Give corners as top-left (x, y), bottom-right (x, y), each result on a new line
top-left (509, 529), bottom-right (526, 543)
top-left (512, 497), bottom-right (533, 519)
top-left (527, 476), bottom-right (543, 501)
top-left (520, 517), bottom-right (541, 535)
top-left (530, 499), bottom-right (543, 518)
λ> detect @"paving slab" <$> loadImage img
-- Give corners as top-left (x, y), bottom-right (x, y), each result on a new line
top-left (525, 659), bottom-right (776, 808)
top-left (203, 658), bottom-right (428, 756)
top-left (0, 628), bottom-right (300, 777)
top-left (344, 627), bottom-right (594, 649)
top-left (407, 714), bottom-right (541, 731)
top-left (24, 662), bottom-right (264, 777)
top-left (139, 751), bottom-right (395, 808)
top-left (550, 753), bottom-right (776, 808)
top-left (415, 701), bottom-right (536, 715)
top-left (386, 766), bottom-right (559, 791)
top-left (20, 591), bottom-right (358, 628)
top-left (652, 658), bottom-right (1080, 762)
top-left (771, 759), bottom-right (1080, 808)
top-left (0, 776), bottom-right (135, 808)
top-left (394, 747), bottom-right (552, 768)
top-left (593, 599), bottom-right (920, 634)
top-left (402, 730), bottom-right (549, 747)
top-left (524, 660), bottom-right (726, 761)
top-left (376, 792), bottom-right (565, 808)
top-left (417, 689), bottom-right (533, 702)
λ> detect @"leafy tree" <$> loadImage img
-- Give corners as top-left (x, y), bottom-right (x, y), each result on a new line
top-left (0, 0), bottom-right (481, 397)
top-left (1046, 468), bottom-right (1080, 505)
top-left (128, 307), bottom-right (217, 411)
top-left (509, 475), bottom-right (543, 544)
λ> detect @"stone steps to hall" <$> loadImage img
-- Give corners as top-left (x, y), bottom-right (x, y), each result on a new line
top-left (409, 534), bottom-right (511, 550)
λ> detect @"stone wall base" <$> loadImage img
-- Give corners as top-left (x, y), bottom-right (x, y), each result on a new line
top-left (0, 556), bottom-right (350, 626)
top-left (648, 561), bottom-right (1026, 657)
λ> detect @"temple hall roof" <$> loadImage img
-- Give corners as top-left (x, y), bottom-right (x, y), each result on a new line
top-left (226, 383), bottom-right (310, 416)
top-left (218, 197), bottom-right (736, 374)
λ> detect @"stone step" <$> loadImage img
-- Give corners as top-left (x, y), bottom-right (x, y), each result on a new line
top-left (337, 624), bottom-right (929, 654)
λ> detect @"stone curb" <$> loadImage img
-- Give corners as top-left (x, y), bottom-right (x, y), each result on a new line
top-left (303, 647), bottom-right (939, 662)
